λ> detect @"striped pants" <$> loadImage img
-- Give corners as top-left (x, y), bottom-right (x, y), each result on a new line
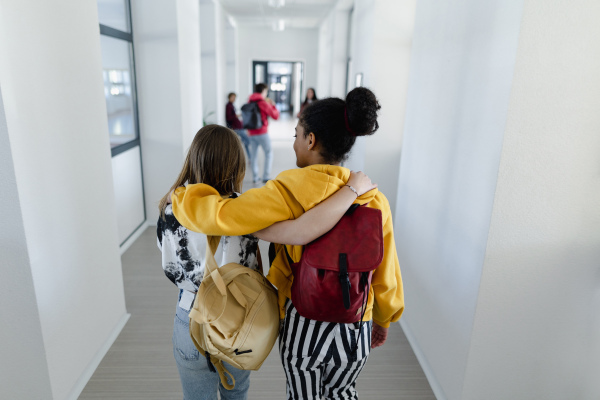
top-left (279, 300), bottom-right (372, 400)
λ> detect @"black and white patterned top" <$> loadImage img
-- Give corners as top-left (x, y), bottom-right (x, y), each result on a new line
top-left (157, 204), bottom-right (260, 292)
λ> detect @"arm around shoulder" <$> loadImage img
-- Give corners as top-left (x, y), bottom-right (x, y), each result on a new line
top-left (171, 182), bottom-right (292, 236)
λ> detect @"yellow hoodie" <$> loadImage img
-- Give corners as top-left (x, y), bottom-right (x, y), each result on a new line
top-left (172, 164), bottom-right (404, 328)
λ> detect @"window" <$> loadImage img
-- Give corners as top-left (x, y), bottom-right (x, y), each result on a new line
top-left (97, 0), bottom-right (130, 32)
top-left (97, 0), bottom-right (140, 156)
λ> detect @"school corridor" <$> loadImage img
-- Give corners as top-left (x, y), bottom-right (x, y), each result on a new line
top-left (1, 0), bottom-right (599, 400)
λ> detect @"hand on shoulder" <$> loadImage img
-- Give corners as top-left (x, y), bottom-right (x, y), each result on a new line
top-left (348, 171), bottom-right (377, 196)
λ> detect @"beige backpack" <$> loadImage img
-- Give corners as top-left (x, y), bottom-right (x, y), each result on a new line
top-left (189, 236), bottom-right (279, 390)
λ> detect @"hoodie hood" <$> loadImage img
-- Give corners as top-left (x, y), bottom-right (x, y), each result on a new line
top-left (272, 164), bottom-right (379, 212)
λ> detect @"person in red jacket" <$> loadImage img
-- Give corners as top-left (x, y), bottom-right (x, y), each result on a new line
top-left (225, 92), bottom-right (251, 163)
top-left (247, 83), bottom-right (279, 183)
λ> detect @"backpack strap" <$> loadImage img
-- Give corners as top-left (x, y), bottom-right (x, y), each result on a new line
top-left (338, 253), bottom-right (351, 310)
top-left (203, 235), bottom-right (222, 280)
top-left (196, 347), bottom-right (235, 390)
top-left (190, 236), bottom-right (228, 324)
top-left (213, 358), bottom-right (235, 390)
top-left (268, 243), bottom-right (276, 266)
top-left (283, 245), bottom-right (294, 265)
top-left (256, 245), bottom-right (264, 275)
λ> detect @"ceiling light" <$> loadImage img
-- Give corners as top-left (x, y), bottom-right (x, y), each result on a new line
top-left (268, 0), bottom-right (285, 8)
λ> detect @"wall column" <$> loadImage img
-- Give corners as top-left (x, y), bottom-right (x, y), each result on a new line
top-left (344, 0), bottom-right (416, 213)
top-left (0, 88), bottom-right (53, 400)
top-left (132, 0), bottom-right (203, 224)
top-left (0, 1), bottom-right (128, 398)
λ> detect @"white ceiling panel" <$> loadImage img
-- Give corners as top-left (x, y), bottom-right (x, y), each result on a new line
top-left (219, 0), bottom-right (338, 29)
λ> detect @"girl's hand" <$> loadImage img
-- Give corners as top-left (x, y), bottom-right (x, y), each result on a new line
top-left (347, 171), bottom-right (377, 196)
top-left (371, 322), bottom-right (388, 348)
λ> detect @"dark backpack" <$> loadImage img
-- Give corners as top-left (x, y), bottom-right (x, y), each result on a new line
top-left (241, 101), bottom-right (263, 130)
top-left (284, 204), bottom-right (383, 324)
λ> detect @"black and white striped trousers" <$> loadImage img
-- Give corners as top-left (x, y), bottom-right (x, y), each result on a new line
top-left (279, 300), bottom-right (372, 400)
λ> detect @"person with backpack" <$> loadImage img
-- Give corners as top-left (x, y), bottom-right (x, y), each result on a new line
top-left (170, 87), bottom-right (404, 400)
top-left (225, 92), bottom-right (251, 163)
top-left (157, 124), bottom-right (376, 400)
top-left (245, 83), bottom-right (279, 184)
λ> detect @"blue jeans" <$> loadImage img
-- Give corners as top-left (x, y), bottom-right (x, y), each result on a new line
top-left (173, 300), bottom-right (251, 400)
top-left (249, 133), bottom-right (273, 182)
top-left (233, 129), bottom-right (251, 162)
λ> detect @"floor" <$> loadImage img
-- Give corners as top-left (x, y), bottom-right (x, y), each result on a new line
top-left (80, 116), bottom-right (436, 399)
top-left (80, 228), bottom-right (435, 400)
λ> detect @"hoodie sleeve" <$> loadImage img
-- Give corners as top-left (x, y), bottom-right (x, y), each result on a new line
top-left (370, 197), bottom-right (405, 328)
top-left (171, 181), bottom-right (294, 236)
top-left (260, 100), bottom-right (280, 120)
top-left (171, 167), bottom-right (353, 236)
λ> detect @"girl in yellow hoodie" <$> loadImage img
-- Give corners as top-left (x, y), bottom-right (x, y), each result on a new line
top-left (172, 87), bottom-right (404, 400)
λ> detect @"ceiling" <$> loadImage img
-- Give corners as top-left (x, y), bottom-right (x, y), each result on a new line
top-left (219, 0), bottom-right (339, 29)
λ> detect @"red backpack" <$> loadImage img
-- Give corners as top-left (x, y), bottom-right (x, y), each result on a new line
top-left (284, 204), bottom-right (384, 323)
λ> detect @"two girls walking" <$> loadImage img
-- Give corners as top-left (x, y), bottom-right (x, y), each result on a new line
top-left (161, 87), bottom-right (404, 399)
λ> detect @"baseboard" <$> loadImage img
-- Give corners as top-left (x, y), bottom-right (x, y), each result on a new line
top-left (399, 319), bottom-right (447, 400)
top-left (120, 220), bottom-right (150, 255)
top-left (66, 313), bottom-right (130, 400)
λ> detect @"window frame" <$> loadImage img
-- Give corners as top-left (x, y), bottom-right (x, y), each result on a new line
top-left (99, 0), bottom-right (141, 158)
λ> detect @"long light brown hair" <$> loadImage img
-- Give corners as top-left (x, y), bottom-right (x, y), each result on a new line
top-left (159, 125), bottom-right (246, 219)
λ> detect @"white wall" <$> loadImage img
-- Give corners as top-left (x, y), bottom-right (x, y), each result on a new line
top-left (461, 0), bottom-right (600, 398)
top-left (111, 147), bottom-right (146, 244)
top-left (200, 0), bottom-right (227, 125)
top-left (177, 0), bottom-right (204, 148)
top-left (0, 1), bottom-right (128, 399)
top-left (395, 1), bottom-right (523, 398)
top-left (342, 0), bottom-right (375, 173)
top-left (237, 26), bottom-right (319, 105)
top-left (317, 5), bottom-right (351, 99)
top-left (132, 0), bottom-right (203, 224)
top-left (0, 89), bottom-right (53, 400)
top-left (215, 5), bottom-right (226, 125)
top-left (396, 0), bottom-right (600, 399)
top-left (343, 0), bottom-right (415, 213)
top-left (225, 18), bottom-right (239, 95)
top-left (317, 13), bottom-right (334, 98)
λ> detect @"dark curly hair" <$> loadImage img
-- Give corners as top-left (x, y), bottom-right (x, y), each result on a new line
top-left (254, 83), bottom-right (268, 93)
top-left (299, 87), bottom-right (380, 164)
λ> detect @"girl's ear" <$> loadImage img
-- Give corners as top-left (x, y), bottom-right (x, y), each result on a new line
top-left (308, 132), bottom-right (316, 150)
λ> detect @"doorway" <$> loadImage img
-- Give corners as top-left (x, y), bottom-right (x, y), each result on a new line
top-left (253, 60), bottom-right (304, 115)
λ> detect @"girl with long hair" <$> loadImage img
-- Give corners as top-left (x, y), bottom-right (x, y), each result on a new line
top-left (297, 87), bottom-right (317, 118)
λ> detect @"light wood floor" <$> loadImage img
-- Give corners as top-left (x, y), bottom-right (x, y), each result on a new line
top-left (80, 228), bottom-right (435, 399)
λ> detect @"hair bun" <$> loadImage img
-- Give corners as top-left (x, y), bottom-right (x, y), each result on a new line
top-left (345, 87), bottom-right (381, 136)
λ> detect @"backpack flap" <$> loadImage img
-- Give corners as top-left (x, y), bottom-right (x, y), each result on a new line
top-left (303, 206), bottom-right (384, 272)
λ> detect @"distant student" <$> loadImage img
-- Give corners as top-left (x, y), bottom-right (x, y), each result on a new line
top-left (247, 83), bottom-right (279, 184)
top-left (297, 87), bottom-right (317, 118)
top-left (225, 92), bottom-right (251, 162)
